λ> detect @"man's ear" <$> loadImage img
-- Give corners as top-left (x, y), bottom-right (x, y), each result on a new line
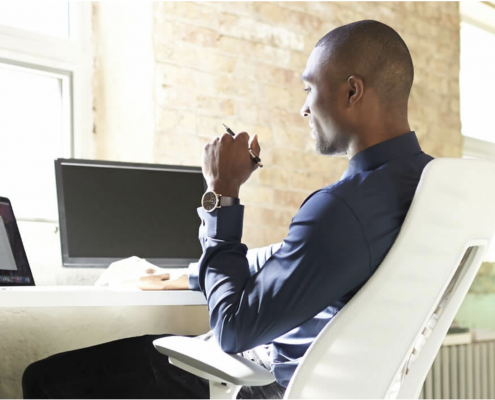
top-left (347, 75), bottom-right (364, 107)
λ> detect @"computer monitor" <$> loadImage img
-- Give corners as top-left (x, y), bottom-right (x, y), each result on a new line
top-left (54, 159), bottom-right (207, 268)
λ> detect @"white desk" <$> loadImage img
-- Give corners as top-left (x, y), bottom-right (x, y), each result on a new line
top-left (0, 222), bottom-right (210, 398)
top-left (0, 287), bottom-right (207, 307)
top-left (0, 288), bottom-right (210, 399)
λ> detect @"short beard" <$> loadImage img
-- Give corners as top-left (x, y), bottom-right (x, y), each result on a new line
top-left (315, 131), bottom-right (349, 156)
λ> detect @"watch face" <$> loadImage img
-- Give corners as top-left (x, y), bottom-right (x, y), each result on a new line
top-left (202, 191), bottom-right (218, 212)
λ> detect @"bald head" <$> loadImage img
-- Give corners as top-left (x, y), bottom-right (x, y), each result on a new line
top-left (316, 20), bottom-right (414, 113)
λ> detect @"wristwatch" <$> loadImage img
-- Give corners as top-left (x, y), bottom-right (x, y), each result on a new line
top-left (201, 191), bottom-right (240, 212)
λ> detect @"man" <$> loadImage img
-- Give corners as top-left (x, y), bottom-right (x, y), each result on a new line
top-left (23, 20), bottom-right (433, 399)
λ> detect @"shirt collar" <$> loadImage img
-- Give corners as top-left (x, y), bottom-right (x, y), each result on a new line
top-left (341, 131), bottom-right (422, 180)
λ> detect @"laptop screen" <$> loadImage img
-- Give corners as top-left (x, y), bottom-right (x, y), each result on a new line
top-left (55, 159), bottom-right (207, 268)
top-left (0, 197), bottom-right (35, 286)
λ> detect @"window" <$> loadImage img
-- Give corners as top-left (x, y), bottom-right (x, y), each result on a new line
top-left (460, 2), bottom-right (495, 161)
top-left (460, 2), bottom-right (495, 262)
top-left (460, 22), bottom-right (495, 144)
top-left (0, 2), bottom-right (92, 221)
top-left (0, 2), bottom-right (72, 38)
top-left (0, 62), bottom-right (71, 220)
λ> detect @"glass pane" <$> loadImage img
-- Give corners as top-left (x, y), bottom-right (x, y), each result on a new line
top-left (0, 1), bottom-right (69, 38)
top-left (460, 22), bottom-right (495, 143)
top-left (0, 64), bottom-right (67, 221)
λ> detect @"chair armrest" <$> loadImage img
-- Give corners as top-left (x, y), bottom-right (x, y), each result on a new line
top-left (153, 336), bottom-right (275, 387)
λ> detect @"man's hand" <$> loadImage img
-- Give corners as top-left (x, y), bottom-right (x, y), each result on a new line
top-left (137, 273), bottom-right (189, 290)
top-left (202, 132), bottom-right (261, 197)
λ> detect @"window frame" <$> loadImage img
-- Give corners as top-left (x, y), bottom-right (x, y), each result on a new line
top-left (460, 1), bottom-right (495, 160)
top-left (0, 1), bottom-right (93, 161)
top-left (0, 58), bottom-right (73, 157)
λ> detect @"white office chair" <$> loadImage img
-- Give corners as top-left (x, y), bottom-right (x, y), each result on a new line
top-left (154, 158), bottom-right (495, 399)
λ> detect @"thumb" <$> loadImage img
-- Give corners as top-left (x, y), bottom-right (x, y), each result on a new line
top-left (248, 134), bottom-right (261, 156)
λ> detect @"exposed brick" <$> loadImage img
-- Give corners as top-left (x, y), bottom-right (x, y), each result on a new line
top-left (250, 166), bottom-right (289, 188)
top-left (155, 85), bottom-right (197, 110)
top-left (155, 131), bottom-right (207, 157)
top-left (254, 64), bottom-right (302, 89)
top-left (289, 51), bottom-right (309, 72)
top-left (159, 21), bottom-right (220, 48)
top-left (218, 12), bottom-right (304, 51)
top-left (289, 171), bottom-right (326, 192)
top-left (274, 189), bottom-right (309, 210)
top-left (155, 41), bottom-right (237, 74)
top-left (242, 186), bottom-right (275, 206)
top-left (253, 43), bottom-right (292, 67)
top-left (303, 153), bottom-right (336, 174)
top-left (157, 1), bottom-right (221, 31)
top-left (96, 1), bottom-right (463, 251)
top-left (244, 206), bottom-right (293, 227)
top-left (262, 85), bottom-right (292, 108)
top-left (273, 127), bottom-right (308, 150)
top-left (156, 108), bottom-right (196, 136)
top-left (177, 111), bottom-right (197, 133)
top-left (252, 2), bottom-right (287, 26)
top-left (244, 124), bottom-right (273, 145)
top-left (273, 148), bottom-right (308, 171)
top-left (270, 108), bottom-right (307, 131)
top-left (196, 96), bottom-right (235, 116)
top-left (235, 102), bottom-right (258, 123)
top-left (204, 2), bottom-right (256, 18)
top-left (216, 35), bottom-right (253, 55)
top-left (196, 115), bottom-right (225, 138)
top-left (156, 109), bottom-right (180, 132)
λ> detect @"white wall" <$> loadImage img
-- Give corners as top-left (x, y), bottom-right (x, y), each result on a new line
top-left (92, 1), bottom-right (155, 162)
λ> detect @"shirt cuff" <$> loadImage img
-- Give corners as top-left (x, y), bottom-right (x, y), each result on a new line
top-left (197, 205), bottom-right (244, 241)
top-left (188, 262), bottom-right (200, 291)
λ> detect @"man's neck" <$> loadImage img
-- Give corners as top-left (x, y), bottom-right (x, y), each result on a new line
top-left (347, 122), bottom-right (411, 159)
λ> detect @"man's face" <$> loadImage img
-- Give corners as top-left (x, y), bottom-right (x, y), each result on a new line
top-left (300, 47), bottom-right (351, 156)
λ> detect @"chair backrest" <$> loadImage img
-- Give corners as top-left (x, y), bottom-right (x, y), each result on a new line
top-left (285, 158), bottom-right (495, 399)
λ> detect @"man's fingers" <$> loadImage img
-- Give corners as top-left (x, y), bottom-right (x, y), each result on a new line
top-left (234, 131), bottom-right (250, 143)
top-left (137, 273), bottom-right (170, 290)
top-left (137, 273), bottom-right (190, 291)
top-left (249, 134), bottom-right (261, 156)
top-left (162, 274), bottom-right (190, 290)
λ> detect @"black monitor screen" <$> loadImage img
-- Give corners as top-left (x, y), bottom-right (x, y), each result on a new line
top-left (55, 159), bottom-right (206, 268)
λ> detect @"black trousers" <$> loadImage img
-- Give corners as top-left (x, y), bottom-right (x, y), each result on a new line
top-left (22, 334), bottom-right (286, 399)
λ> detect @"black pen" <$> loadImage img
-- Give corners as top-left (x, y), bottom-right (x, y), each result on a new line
top-left (222, 123), bottom-right (263, 168)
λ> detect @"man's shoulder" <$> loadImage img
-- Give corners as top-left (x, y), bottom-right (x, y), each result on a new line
top-left (312, 154), bottom-right (434, 205)
top-left (298, 154), bottom-right (434, 215)
top-left (298, 183), bottom-right (352, 213)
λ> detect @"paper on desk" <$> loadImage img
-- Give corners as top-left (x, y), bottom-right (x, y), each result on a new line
top-left (95, 256), bottom-right (187, 288)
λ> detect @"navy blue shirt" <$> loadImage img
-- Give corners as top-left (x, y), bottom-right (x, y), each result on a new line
top-left (189, 131), bottom-right (433, 387)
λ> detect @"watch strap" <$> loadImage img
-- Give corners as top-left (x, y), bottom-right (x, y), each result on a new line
top-left (219, 196), bottom-right (240, 207)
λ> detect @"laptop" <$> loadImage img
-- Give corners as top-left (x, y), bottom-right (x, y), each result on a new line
top-left (0, 196), bottom-right (112, 292)
top-left (0, 197), bottom-right (35, 287)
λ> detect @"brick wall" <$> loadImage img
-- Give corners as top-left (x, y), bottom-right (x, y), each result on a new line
top-left (101, 2), bottom-right (462, 249)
